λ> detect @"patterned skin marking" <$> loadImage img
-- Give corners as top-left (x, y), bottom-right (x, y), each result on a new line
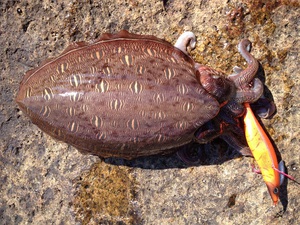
top-left (70, 74), bottom-right (82, 87)
top-left (167, 56), bottom-right (178, 64)
top-left (153, 111), bottom-right (166, 120)
top-left (156, 134), bottom-right (167, 142)
top-left (177, 83), bottom-right (189, 95)
top-left (154, 78), bottom-right (163, 85)
top-left (129, 137), bottom-right (139, 144)
top-left (50, 75), bottom-right (56, 82)
top-left (109, 99), bottom-right (124, 110)
top-left (111, 120), bottom-right (117, 127)
top-left (57, 62), bottom-right (68, 74)
top-left (70, 92), bottom-right (82, 102)
top-left (91, 50), bottom-right (103, 60)
top-left (164, 68), bottom-right (176, 79)
top-left (145, 47), bottom-right (156, 56)
top-left (115, 83), bottom-right (122, 90)
top-left (139, 110), bottom-right (146, 117)
top-left (25, 87), bottom-right (32, 98)
top-left (68, 121), bottom-right (79, 133)
top-left (102, 66), bottom-right (112, 75)
top-left (182, 102), bottom-right (194, 112)
top-left (129, 81), bottom-right (142, 94)
top-left (133, 96), bottom-right (142, 102)
top-left (96, 132), bottom-right (106, 140)
top-left (40, 105), bottom-right (51, 117)
top-left (52, 127), bottom-right (62, 138)
top-left (127, 118), bottom-right (139, 130)
top-left (116, 46), bottom-right (123, 53)
top-left (91, 115), bottom-right (103, 128)
top-left (136, 65), bottom-right (146, 74)
top-left (104, 58), bottom-right (111, 63)
top-left (172, 95), bottom-right (181, 102)
top-left (153, 93), bottom-right (165, 104)
top-left (95, 79), bottom-right (109, 93)
top-left (80, 104), bottom-right (89, 112)
top-left (66, 107), bottom-right (76, 117)
top-left (121, 54), bottom-right (134, 66)
top-left (54, 104), bottom-right (59, 110)
top-left (43, 87), bottom-right (54, 101)
top-left (175, 121), bottom-right (188, 130)
top-left (90, 66), bottom-right (97, 74)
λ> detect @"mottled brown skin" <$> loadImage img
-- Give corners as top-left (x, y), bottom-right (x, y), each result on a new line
top-left (16, 31), bottom-right (266, 160)
top-left (17, 31), bottom-right (220, 159)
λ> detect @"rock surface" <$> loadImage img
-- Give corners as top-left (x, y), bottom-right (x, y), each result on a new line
top-left (1, 0), bottom-right (299, 224)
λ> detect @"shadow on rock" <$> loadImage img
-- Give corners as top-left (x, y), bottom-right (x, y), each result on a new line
top-left (103, 139), bottom-right (244, 169)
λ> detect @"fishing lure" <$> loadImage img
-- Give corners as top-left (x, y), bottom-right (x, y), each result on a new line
top-left (243, 102), bottom-right (298, 205)
top-left (243, 102), bottom-right (281, 204)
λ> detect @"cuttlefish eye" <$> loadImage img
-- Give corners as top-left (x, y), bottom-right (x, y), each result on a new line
top-left (273, 187), bottom-right (279, 194)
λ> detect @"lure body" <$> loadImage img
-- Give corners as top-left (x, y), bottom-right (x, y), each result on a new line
top-left (243, 102), bottom-right (280, 204)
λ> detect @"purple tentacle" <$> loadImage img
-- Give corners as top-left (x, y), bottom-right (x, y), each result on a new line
top-left (234, 78), bottom-right (263, 103)
top-left (250, 96), bottom-right (277, 119)
top-left (228, 39), bottom-right (259, 89)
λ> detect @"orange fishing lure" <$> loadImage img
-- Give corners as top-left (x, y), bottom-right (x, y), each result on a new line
top-left (243, 102), bottom-right (280, 205)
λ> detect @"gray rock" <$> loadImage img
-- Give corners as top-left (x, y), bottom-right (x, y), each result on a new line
top-left (1, 0), bottom-right (299, 224)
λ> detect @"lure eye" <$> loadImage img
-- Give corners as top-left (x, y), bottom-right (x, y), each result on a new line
top-left (273, 187), bottom-right (279, 194)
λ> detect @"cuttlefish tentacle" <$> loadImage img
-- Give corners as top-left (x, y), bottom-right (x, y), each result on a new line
top-left (229, 39), bottom-right (259, 87)
top-left (174, 31), bottom-right (197, 55)
top-left (228, 39), bottom-right (263, 103)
